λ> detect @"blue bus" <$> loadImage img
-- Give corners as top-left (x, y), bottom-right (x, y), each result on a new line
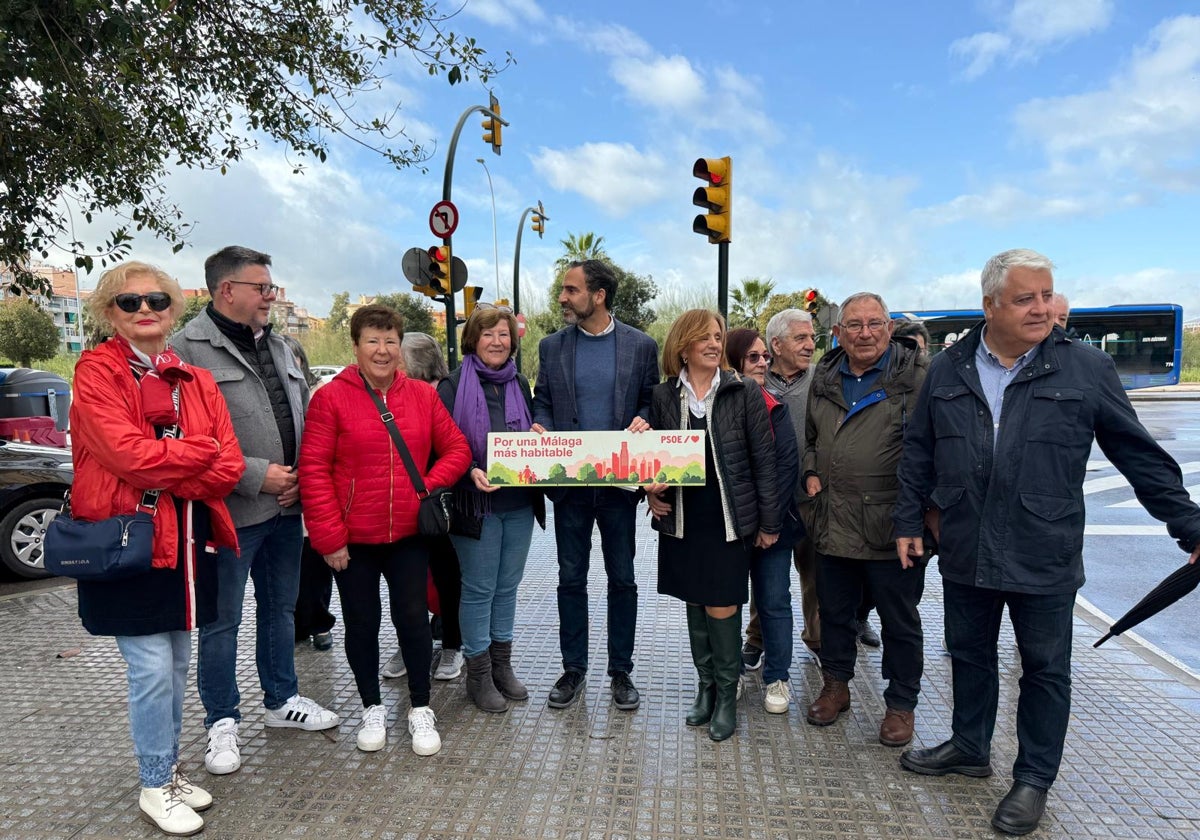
top-left (889, 304), bottom-right (1183, 390)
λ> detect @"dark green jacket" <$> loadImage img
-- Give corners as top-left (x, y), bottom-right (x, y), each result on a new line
top-left (803, 337), bottom-right (927, 559)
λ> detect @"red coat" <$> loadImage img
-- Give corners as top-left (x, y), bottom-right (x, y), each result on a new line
top-left (70, 339), bottom-right (244, 563)
top-left (299, 366), bottom-right (471, 556)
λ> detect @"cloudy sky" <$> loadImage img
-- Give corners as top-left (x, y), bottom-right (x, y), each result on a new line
top-left (61, 0), bottom-right (1200, 322)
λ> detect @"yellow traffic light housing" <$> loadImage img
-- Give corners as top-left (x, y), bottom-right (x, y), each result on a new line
top-left (802, 289), bottom-right (819, 314)
top-left (692, 156), bottom-right (731, 244)
top-left (531, 213), bottom-right (544, 237)
top-left (428, 245), bottom-right (451, 294)
top-left (463, 286), bottom-right (483, 320)
top-left (481, 93), bottom-right (502, 156)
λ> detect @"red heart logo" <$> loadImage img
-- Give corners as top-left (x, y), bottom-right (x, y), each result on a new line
top-left (689, 435), bottom-right (700, 442)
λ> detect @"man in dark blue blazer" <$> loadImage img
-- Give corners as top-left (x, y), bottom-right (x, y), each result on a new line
top-left (532, 259), bottom-right (660, 710)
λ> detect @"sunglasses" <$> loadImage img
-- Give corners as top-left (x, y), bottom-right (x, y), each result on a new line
top-left (114, 292), bottom-right (172, 313)
top-left (745, 352), bottom-right (772, 364)
top-left (475, 302), bottom-right (514, 314)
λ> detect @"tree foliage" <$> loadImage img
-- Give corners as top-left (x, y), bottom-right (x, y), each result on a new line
top-left (1, 1), bottom-right (511, 294)
top-left (762, 289), bottom-right (838, 348)
top-left (0, 298), bottom-right (61, 367)
top-left (326, 291), bottom-right (351, 334)
top-left (373, 291), bottom-right (435, 337)
top-left (533, 232), bottom-right (658, 335)
top-left (729, 277), bottom-right (776, 331)
top-left (176, 295), bottom-right (210, 332)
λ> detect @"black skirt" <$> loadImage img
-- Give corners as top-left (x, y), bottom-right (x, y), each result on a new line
top-left (657, 412), bottom-right (751, 606)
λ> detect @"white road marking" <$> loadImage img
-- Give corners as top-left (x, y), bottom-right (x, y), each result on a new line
top-left (1084, 525), bottom-right (1170, 536)
top-left (1083, 461), bottom-right (1200, 496)
top-left (1108, 484), bottom-right (1200, 508)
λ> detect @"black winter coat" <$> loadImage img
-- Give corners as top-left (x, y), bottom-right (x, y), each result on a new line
top-left (650, 371), bottom-right (780, 540)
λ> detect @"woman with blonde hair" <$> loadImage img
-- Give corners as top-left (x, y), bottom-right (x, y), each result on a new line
top-left (67, 261), bottom-right (244, 834)
top-left (646, 309), bottom-right (780, 741)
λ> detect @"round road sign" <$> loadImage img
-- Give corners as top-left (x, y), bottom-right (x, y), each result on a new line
top-left (516, 312), bottom-right (527, 338)
top-left (429, 200), bottom-right (459, 238)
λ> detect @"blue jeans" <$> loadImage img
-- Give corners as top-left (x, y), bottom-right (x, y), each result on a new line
top-left (749, 538), bottom-right (794, 684)
top-left (198, 514), bottom-right (302, 726)
top-left (553, 490), bottom-right (638, 676)
top-left (116, 632), bottom-right (190, 787)
top-left (943, 579), bottom-right (1075, 790)
top-left (451, 506), bottom-right (535, 657)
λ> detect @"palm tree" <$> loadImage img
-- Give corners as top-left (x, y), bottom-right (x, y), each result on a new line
top-left (729, 277), bottom-right (776, 330)
top-left (555, 231), bottom-right (608, 273)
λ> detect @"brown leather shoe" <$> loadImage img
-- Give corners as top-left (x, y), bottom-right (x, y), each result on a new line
top-left (879, 708), bottom-right (915, 746)
top-left (805, 672), bottom-right (850, 726)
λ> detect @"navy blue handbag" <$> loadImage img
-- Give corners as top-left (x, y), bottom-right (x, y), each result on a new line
top-left (44, 503), bottom-right (156, 581)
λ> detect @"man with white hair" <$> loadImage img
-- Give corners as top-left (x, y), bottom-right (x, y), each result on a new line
top-left (894, 248), bottom-right (1200, 835)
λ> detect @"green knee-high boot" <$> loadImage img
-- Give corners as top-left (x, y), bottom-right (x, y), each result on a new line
top-left (685, 604), bottom-right (716, 726)
top-left (707, 611), bottom-right (742, 742)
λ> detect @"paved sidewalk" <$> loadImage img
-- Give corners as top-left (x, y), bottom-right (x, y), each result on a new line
top-left (2, 514), bottom-right (1199, 839)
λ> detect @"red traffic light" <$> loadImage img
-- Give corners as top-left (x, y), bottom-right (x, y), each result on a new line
top-left (429, 246), bottom-right (448, 263)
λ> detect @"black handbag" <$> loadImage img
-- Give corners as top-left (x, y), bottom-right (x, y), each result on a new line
top-left (44, 498), bottom-right (156, 581)
top-left (360, 371), bottom-right (454, 537)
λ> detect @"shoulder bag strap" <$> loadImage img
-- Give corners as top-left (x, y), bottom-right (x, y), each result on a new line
top-left (358, 370), bottom-right (430, 499)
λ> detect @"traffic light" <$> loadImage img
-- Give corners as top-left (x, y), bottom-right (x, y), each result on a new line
top-left (531, 212), bottom-right (544, 238)
top-left (692, 156), bottom-right (732, 244)
top-left (481, 92), bottom-right (502, 156)
top-left (464, 286), bottom-right (483, 319)
top-left (428, 245), bottom-right (451, 294)
top-left (801, 289), bottom-right (819, 314)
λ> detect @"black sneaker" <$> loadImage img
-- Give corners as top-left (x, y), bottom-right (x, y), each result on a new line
top-left (547, 671), bottom-right (586, 708)
top-left (611, 672), bottom-right (640, 711)
top-left (742, 642), bottom-right (763, 670)
top-left (312, 631), bottom-right (334, 651)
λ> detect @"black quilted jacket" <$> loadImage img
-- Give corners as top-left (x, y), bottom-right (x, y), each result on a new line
top-left (649, 371), bottom-right (779, 540)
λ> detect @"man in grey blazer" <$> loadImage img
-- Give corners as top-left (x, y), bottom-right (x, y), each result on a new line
top-left (532, 259), bottom-right (660, 710)
top-left (174, 246), bottom-right (339, 777)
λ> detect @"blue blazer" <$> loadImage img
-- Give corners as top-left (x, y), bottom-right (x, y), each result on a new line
top-left (532, 318), bottom-right (659, 433)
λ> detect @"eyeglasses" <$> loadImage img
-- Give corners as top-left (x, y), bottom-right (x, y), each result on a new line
top-left (474, 302), bottom-right (514, 314)
top-left (745, 352), bottom-right (772, 364)
top-left (114, 292), bottom-right (172, 313)
top-left (840, 320), bottom-right (888, 334)
top-left (228, 280), bottom-right (280, 297)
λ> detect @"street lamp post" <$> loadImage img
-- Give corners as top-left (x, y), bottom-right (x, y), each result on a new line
top-left (476, 158), bottom-right (501, 301)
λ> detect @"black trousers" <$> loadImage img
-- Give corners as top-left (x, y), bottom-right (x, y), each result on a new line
top-left (815, 552), bottom-right (925, 711)
top-left (334, 537), bottom-right (432, 708)
top-left (294, 537), bottom-right (335, 640)
top-left (428, 535), bottom-right (462, 650)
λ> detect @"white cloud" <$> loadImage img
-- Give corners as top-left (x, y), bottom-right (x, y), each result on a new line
top-left (463, 0), bottom-right (546, 29)
top-left (1014, 15), bottom-right (1200, 188)
top-left (610, 55), bottom-right (705, 111)
top-left (890, 270), bottom-right (983, 312)
top-left (532, 142), bottom-right (669, 216)
top-left (951, 0), bottom-right (1113, 79)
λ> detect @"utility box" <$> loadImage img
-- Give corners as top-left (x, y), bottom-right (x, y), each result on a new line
top-left (0, 368), bottom-right (72, 431)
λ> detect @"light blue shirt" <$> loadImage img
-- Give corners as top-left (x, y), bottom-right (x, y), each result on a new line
top-left (975, 328), bottom-right (1034, 450)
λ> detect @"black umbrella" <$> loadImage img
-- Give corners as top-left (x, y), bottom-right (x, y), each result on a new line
top-left (1094, 560), bottom-right (1200, 647)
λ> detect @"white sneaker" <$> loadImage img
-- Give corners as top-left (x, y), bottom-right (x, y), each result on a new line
top-left (764, 679), bottom-right (791, 714)
top-left (381, 650), bottom-right (407, 679)
top-left (171, 765), bottom-right (212, 812)
top-left (139, 783), bottom-right (204, 836)
top-left (204, 717), bottom-right (241, 775)
top-left (408, 706), bottom-right (441, 756)
top-left (736, 673), bottom-right (745, 701)
top-left (357, 704), bottom-right (388, 752)
top-left (264, 694), bottom-right (341, 731)
top-left (434, 648), bottom-right (463, 680)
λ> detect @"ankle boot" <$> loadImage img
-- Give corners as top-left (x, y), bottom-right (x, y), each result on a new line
top-left (706, 611), bottom-right (742, 742)
top-left (489, 640), bottom-right (529, 701)
top-left (685, 604), bottom-right (716, 726)
top-left (806, 670), bottom-right (851, 726)
top-left (139, 783), bottom-right (204, 836)
top-left (465, 651), bottom-right (508, 712)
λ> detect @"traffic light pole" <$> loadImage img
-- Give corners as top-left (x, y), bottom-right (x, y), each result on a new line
top-left (717, 242), bottom-right (729, 321)
top-left (439, 100), bottom-right (507, 368)
top-left (511, 203), bottom-right (548, 371)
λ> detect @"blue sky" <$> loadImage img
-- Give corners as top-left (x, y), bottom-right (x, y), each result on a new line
top-left (69, 0), bottom-right (1200, 322)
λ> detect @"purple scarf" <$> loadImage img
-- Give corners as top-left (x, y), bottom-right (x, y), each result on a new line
top-left (453, 355), bottom-right (531, 467)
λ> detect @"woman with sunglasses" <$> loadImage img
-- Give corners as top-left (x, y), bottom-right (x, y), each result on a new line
top-left (725, 328), bottom-right (802, 715)
top-left (645, 310), bottom-right (780, 742)
top-left (69, 262), bottom-right (244, 835)
top-left (437, 305), bottom-right (544, 713)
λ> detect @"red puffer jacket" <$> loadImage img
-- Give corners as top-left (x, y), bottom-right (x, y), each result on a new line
top-left (70, 339), bottom-right (243, 566)
top-left (299, 366), bottom-right (471, 555)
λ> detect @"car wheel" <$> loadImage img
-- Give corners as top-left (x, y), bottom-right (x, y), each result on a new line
top-left (0, 496), bottom-right (61, 579)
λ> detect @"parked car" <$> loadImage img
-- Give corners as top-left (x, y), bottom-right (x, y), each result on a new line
top-left (0, 439), bottom-right (72, 579)
top-left (310, 365), bottom-right (345, 381)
